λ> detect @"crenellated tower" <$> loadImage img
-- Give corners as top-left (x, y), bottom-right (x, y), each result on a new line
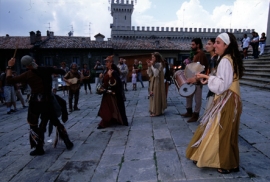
top-left (109, 0), bottom-right (253, 41)
top-left (110, 0), bottom-right (134, 30)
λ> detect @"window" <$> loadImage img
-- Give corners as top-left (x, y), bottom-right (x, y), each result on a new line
top-left (73, 57), bottom-right (80, 65)
top-left (45, 57), bottom-right (53, 66)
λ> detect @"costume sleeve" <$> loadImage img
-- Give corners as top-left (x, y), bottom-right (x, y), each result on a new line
top-left (148, 63), bottom-right (161, 77)
top-left (6, 72), bottom-right (28, 85)
top-left (208, 58), bottom-right (233, 95)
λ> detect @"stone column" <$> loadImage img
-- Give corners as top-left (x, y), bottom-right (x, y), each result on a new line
top-left (264, 2), bottom-right (270, 55)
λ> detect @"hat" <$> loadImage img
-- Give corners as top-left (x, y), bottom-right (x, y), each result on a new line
top-left (21, 55), bottom-right (38, 69)
top-left (104, 55), bottom-right (114, 62)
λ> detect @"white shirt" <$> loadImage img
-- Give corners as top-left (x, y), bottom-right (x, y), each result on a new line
top-left (208, 58), bottom-right (233, 95)
top-left (242, 37), bottom-right (250, 48)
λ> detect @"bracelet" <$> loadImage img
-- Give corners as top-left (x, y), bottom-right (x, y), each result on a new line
top-left (6, 66), bottom-right (13, 69)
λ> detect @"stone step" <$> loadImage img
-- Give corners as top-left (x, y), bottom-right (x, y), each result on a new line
top-left (241, 75), bottom-right (270, 84)
top-left (244, 72), bottom-right (270, 78)
top-left (240, 80), bottom-right (270, 90)
top-left (243, 61), bottom-right (270, 65)
top-left (244, 66), bottom-right (270, 72)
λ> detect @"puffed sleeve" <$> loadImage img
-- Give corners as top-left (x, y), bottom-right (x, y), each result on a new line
top-left (208, 58), bottom-right (233, 95)
top-left (147, 63), bottom-right (161, 78)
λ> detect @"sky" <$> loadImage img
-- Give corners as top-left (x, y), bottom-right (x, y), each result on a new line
top-left (0, 0), bottom-right (269, 39)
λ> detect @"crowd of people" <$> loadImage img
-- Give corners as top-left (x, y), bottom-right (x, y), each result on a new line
top-left (241, 31), bottom-right (267, 59)
top-left (0, 31), bottom-right (255, 175)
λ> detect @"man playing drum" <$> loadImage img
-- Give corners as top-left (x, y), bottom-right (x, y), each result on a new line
top-left (180, 38), bottom-right (208, 122)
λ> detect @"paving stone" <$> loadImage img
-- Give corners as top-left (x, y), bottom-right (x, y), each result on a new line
top-left (38, 171), bottom-right (61, 182)
top-left (156, 149), bottom-right (185, 181)
top-left (154, 138), bottom-right (175, 151)
top-left (240, 151), bottom-right (270, 178)
top-left (253, 142), bottom-right (270, 158)
top-left (118, 159), bottom-right (157, 182)
top-left (90, 165), bottom-right (119, 182)
top-left (57, 161), bottom-right (97, 181)
top-left (153, 128), bottom-right (171, 139)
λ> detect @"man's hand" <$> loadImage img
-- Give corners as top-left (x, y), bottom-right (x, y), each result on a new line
top-left (8, 58), bottom-right (16, 66)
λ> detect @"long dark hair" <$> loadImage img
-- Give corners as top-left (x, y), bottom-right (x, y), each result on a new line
top-left (111, 63), bottom-right (120, 75)
top-left (152, 52), bottom-right (164, 66)
top-left (218, 32), bottom-right (244, 79)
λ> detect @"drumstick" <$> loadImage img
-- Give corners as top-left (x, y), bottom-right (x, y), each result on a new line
top-left (13, 44), bottom-right (18, 58)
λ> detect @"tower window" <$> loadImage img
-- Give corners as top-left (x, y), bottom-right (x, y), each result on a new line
top-left (125, 15), bottom-right (126, 20)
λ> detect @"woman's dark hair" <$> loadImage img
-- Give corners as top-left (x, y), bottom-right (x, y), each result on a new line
top-left (111, 64), bottom-right (120, 75)
top-left (209, 38), bottom-right (215, 44)
top-left (218, 32), bottom-right (244, 79)
top-left (152, 52), bottom-right (164, 66)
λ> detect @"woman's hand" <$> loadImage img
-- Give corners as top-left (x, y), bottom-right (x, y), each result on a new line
top-left (196, 73), bottom-right (209, 80)
top-left (196, 73), bottom-right (209, 84)
top-left (146, 59), bottom-right (152, 67)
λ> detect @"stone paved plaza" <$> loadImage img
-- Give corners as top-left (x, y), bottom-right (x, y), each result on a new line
top-left (0, 82), bottom-right (269, 182)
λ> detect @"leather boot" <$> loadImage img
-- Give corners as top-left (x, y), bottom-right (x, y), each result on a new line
top-left (180, 108), bottom-right (193, 117)
top-left (30, 146), bottom-right (45, 156)
top-left (57, 125), bottom-right (74, 150)
top-left (187, 112), bottom-right (199, 123)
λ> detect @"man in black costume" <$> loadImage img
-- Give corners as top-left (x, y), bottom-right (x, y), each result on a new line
top-left (6, 55), bottom-right (73, 156)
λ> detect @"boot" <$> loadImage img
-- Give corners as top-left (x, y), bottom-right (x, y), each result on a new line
top-left (30, 146), bottom-right (45, 156)
top-left (64, 136), bottom-right (74, 150)
top-left (180, 108), bottom-right (193, 117)
top-left (187, 112), bottom-right (199, 123)
top-left (57, 125), bottom-right (74, 150)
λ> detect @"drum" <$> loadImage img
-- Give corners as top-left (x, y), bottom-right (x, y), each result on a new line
top-left (173, 70), bottom-right (196, 97)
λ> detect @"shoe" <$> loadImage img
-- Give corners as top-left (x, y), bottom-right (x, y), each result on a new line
top-left (7, 111), bottom-right (12, 114)
top-left (217, 167), bottom-right (239, 174)
top-left (97, 125), bottom-right (105, 129)
top-left (23, 105), bottom-right (28, 108)
top-left (187, 112), bottom-right (199, 123)
top-left (69, 109), bottom-right (73, 112)
top-left (125, 89), bottom-right (128, 91)
top-left (180, 108), bottom-right (193, 117)
top-left (10, 109), bottom-right (18, 112)
top-left (74, 108), bottom-right (80, 111)
top-left (193, 161), bottom-right (197, 165)
top-left (30, 148), bottom-right (45, 156)
top-left (64, 139), bottom-right (74, 150)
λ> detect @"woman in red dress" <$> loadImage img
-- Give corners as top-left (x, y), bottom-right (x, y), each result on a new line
top-left (97, 55), bottom-right (128, 129)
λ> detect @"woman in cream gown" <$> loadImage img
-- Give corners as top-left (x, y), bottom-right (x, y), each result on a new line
top-left (146, 52), bottom-right (167, 116)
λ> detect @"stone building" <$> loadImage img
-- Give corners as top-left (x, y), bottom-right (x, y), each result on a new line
top-left (0, 0), bottom-right (255, 81)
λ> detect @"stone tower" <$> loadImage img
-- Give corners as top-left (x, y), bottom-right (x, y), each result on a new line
top-left (110, 0), bottom-right (134, 31)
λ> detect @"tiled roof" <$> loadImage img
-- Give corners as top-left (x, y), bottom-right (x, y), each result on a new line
top-left (0, 36), bottom-right (243, 51)
top-left (0, 36), bottom-right (34, 49)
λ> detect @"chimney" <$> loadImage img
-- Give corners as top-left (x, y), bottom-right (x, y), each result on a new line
top-left (30, 31), bottom-right (36, 45)
top-left (50, 31), bottom-right (54, 38)
top-left (36, 30), bottom-right (41, 42)
top-left (47, 30), bottom-right (50, 36)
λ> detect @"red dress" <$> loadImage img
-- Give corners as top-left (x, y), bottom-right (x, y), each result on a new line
top-left (98, 71), bottom-right (128, 128)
